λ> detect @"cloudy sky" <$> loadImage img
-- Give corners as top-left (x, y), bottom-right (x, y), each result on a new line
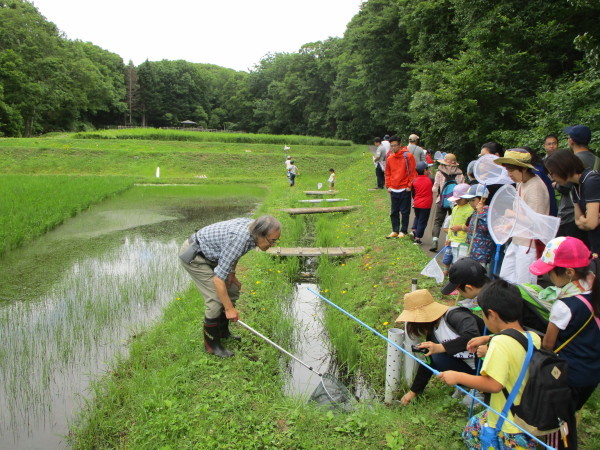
top-left (30, 0), bottom-right (363, 72)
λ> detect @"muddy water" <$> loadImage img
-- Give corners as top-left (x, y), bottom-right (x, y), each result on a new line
top-left (0, 185), bottom-right (263, 449)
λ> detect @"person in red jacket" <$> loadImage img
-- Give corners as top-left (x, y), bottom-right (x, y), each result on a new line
top-left (385, 135), bottom-right (418, 238)
top-left (410, 161), bottom-right (434, 245)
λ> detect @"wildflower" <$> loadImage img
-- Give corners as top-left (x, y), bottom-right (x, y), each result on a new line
top-left (324, 289), bottom-right (329, 293)
top-left (276, 270), bottom-right (281, 273)
top-left (342, 290), bottom-right (347, 294)
top-left (256, 281), bottom-right (261, 284)
top-left (373, 284), bottom-right (378, 288)
top-left (176, 297), bottom-right (181, 300)
top-left (383, 321), bottom-right (389, 326)
top-left (341, 263), bottom-right (346, 267)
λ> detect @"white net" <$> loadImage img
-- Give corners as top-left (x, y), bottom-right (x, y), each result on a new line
top-left (488, 184), bottom-right (560, 245)
top-left (473, 154), bottom-right (513, 185)
top-left (421, 255), bottom-right (445, 283)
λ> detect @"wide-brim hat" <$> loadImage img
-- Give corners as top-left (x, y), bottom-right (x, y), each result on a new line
top-left (395, 289), bottom-right (449, 323)
top-left (437, 153), bottom-right (458, 165)
top-left (493, 149), bottom-right (535, 169)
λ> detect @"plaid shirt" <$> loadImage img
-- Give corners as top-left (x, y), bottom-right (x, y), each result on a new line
top-left (194, 218), bottom-right (256, 280)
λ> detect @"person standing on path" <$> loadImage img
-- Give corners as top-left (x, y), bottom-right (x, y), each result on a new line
top-left (178, 216), bottom-right (282, 358)
top-left (373, 137), bottom-right (387, 189)
top-left (410, 161), bottom-right (433, 245)
top-left (288, 160), bottom-right (299, 187)
top-left (407, 134), bottom-right (426, 163)
top-left (429, 153), bottom-right (464, 251)
top-left (385, 135), bottom-right (417, 238)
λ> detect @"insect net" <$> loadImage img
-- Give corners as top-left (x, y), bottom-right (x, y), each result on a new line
top-left (309, 373), bottom-right (354, 411)
top-left (473, 154), bottom-right (513, 185)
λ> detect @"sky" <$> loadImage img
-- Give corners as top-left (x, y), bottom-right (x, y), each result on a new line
top-left (30, 0), bottom-right (364, 72)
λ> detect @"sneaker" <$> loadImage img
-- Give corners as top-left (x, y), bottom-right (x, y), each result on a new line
top-left (397, 232), bottom-right (406, 238)
top-left (386, 232), bottom-right (399, 239)
top-left (409, 231), bottom-right (415, 240)
top-left (414, 239), bottom-right (422, 245)
top-left (429, 238), bottom-right (438, 252)
top-left (462, 390), bottom-right (485, 409)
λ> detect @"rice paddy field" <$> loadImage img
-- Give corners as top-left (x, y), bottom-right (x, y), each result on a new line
top-left (0, 129), bottom-right (598, 449)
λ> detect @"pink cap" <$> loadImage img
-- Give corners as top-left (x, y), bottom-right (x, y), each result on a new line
top-left (529, 236), bottom-right (591, 275)
top-left (448, 183), bottom-right (471, 202)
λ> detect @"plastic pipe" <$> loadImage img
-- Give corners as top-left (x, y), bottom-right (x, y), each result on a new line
top-left (384, 328), bottom-right (404, 404)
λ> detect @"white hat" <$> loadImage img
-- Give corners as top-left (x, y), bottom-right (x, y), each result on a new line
top-left (408, 134), bottom-right (420, 142)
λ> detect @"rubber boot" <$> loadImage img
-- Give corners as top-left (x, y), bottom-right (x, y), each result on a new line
top-left (219, 311), bottom-right (241, 341)
top-left (203, 319), bottom-right (233, 358)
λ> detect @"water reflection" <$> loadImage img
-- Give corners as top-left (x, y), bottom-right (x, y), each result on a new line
top-left (0, 185), bottom-right (261, 449)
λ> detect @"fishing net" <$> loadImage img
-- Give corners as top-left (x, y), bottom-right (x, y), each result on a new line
top-left (488, 184), bottom-right (560, 245)
top-left (309, 373), bottom-right (354, 411)
top-left (421, 255), bottom-right (445, 283)
top-left (473, 154), bottom-right (513, 185)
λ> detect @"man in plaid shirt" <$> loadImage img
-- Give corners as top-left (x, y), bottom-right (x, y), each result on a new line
top-left (179, 215), bottom-right (281, 357)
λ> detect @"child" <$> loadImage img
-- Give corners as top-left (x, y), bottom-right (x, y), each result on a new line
top-left (437, 279), bottom-right (541, 449)
top-left (288, 160), bottom-right (299, 187)
top-left (529, 236), bottom-right (600, 448)
top-left (444, 183), bottom-right (473, 274)
top-left (395, 289), bottom-right (483, 406)
top-left (462, 184), bottom-right (495, 267)
top-left (410, 161), bottom-right (433, 245)
top-left (328, 168), bottom-right (336, 189)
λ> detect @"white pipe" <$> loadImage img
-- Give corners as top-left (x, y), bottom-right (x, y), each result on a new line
top-left (403, 278), bottom-right (419, 385)
top-left (156, 166), bottom-right (160, 178)
top-left (384, 328), bottom-right (404, 404)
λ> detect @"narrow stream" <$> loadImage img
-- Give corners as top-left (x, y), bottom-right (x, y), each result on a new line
top-left (0, 185), bottom-right (262, 449)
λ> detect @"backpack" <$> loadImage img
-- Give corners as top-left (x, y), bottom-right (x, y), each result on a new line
top-left (496, 329), bottom-right (573, 436)
top-left (439, 171), bottom-right (458, 209)
top-left (516, 283), bottom-right (550, 334)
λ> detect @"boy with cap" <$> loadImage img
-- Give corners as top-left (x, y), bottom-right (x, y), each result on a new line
top-left (443, 183), bottom-right (473, 273)
top-left (410, 161), bottom-right (434, 245)
top-left (442, 257), bottom-right (490, 308)
top-left (462, 184), bottom-right (495, 267)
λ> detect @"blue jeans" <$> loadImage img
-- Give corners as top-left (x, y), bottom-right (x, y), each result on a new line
top-left (289, 173), bottom-right (296, 186)
top-left (389, 190), bottom-right (411, 234)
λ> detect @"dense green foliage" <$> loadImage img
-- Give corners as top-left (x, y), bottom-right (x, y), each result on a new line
top-left (1, 0), bottom-right (599, 159)
top-left (0, 174), bottom-right (133, 255)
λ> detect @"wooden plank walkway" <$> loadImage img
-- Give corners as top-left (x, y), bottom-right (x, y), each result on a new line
top-left (298, 198), bottom-right (349, 203)
top-left (281, 205), bottom-right (360, 215)
top-left (304, 190), bottom-right (339, 195)
top-left (267, 246), bottom-right (365, 256)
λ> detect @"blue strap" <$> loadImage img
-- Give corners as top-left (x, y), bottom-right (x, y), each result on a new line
top-left (495, 332), bottom-right (534, 432)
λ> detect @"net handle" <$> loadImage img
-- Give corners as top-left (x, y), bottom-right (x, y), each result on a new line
top-left (237, 320), bottom-right (323, 377)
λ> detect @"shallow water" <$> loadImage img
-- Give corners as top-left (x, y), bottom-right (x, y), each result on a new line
top-left (0, 185), bottom-right (262, 449)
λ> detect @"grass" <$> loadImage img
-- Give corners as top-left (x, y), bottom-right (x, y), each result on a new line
top-left (0, 174), bottom-right (133, 256)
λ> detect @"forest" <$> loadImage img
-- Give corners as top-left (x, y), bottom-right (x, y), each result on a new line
top-left (1, 0), bottom-right (598, 157)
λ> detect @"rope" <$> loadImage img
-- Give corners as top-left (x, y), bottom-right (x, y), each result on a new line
top-left (307, 287), bottom-right (552, 450)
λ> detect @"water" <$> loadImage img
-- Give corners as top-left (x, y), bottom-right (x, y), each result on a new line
top-left (0, 185), bottom-right (262, 449)
top-left (283, 281), bottom-right (374, 404)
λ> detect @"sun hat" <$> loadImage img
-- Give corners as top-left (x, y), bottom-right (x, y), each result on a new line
top-left (563, 125), bottom-right (591, 145)
top-left (529, 236), bottom-right (591, 276)
top-left (493, 148), bottom-right (535, 169)
top-left (448, 183), bottom-right (471, 202)
top-left (395, 289), bottom-right (449, 323)
top-left (441, 258), bottom-right (488, 295)
top-left (437, 153), bottom-right (458, 165)
top-left (408, 133), bottom-right (420, 142)
top-left (461, 183), bottom-right (489, 199)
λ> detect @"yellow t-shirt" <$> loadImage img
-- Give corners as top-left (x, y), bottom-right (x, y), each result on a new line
top-left (448, 203), bottom-right (473, 244)
top-left (481, 331), bottom-right (542, 434)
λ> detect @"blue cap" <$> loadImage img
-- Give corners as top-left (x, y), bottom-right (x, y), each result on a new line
top-left (416, 161), bottom-right (429, 173)
top-left (563, 125), bottom-right (591, 145)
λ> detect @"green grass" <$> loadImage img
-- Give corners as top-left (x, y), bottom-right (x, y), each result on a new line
top-left (0, 174), bottom-right (133, 256)
top-left (70, 128), bottom-right (353, 146)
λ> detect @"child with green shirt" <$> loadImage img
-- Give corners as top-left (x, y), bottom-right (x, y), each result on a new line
top-left (437, 279), bottom-right (540, 449)
top-left (444, 183), bottom-right (473, 273)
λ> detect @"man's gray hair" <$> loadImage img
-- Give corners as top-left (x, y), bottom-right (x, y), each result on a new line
top-left (249, 215), bottom-right (281, 239)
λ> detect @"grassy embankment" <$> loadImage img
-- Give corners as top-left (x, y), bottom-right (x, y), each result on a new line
top-left (1, 130), bottom-right (598, 448)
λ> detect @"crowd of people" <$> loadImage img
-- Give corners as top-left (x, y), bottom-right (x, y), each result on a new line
top-left (375, 125), bottom-right (600, 448)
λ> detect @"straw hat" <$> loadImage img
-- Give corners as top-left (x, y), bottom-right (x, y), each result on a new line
top-left (437, 153), bottom-right (458, 165)
top-left (395, 289), bottom-right (449, 323)
top-left (493, 148), bottom-right (535, 169)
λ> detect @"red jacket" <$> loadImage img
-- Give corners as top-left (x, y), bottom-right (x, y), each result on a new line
top-left (412, 174), bottom-right (434, 208)
top-left (385, 148), bottom-right (417, 190)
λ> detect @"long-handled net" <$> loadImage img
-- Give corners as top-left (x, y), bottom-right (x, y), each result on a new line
top-left (237, 320), bottom-right (354, 411)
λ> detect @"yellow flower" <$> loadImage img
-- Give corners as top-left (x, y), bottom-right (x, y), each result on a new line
top-left (373, 284), bottom-right (378, 288)
top-left (276, 270), bottom-right (281, 273)
top-left (256, 281), bottom-right (261, 284)
top-left (342, 290), bottom-right (347, 294)
top-left (341, 263), bottom-right (346, 266)
top-left (383, 321), bottom-right (389, 326)
top-left (176, 297), bottom-right (181, 300)
top-left (324, 289), bottom-right (329, 293)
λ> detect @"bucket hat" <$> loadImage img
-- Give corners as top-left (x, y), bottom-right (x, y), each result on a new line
top-left (448, 183), bottom-right (471, 202)
top-left (395, 289), bottom-right (449, 323)
top-left (529, 236), bottom-right (591, 276)
top-left (437, 153), bottom-right (458, 165)
top-left (493, 148), bottom-right (535, 169)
